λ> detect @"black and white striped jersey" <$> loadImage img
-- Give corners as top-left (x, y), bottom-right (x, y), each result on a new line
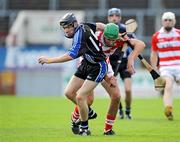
top-left (67, 23), bottom-right (106, 63)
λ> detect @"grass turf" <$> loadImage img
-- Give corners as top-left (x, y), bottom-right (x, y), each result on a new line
top-left (0, 96), bottom-right (180, 142)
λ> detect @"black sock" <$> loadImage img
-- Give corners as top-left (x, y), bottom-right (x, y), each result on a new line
top-left (119, 102), bottom-right (123, 110)
top-left (80, 120), bottom-right (88, 130)
top-left (88, 107), bottom-right (93, 116)
top-left (125, 107), bottom-right (131, 115)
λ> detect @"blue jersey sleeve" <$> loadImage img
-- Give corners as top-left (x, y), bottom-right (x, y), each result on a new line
top-left (118, 23), bottom-right (126, 33)
top-left (68, 28), bottom-right (83, 59)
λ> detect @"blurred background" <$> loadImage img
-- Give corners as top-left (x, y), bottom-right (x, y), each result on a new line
top-left (0, 0), bottom-right (179, 97)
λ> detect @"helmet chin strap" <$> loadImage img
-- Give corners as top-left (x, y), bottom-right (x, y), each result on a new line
top-left (65, 34), bottom-right (74, 38)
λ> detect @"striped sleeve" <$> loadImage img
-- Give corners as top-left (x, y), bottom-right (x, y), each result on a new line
top-left (68, 28), bottom-right (83, 59)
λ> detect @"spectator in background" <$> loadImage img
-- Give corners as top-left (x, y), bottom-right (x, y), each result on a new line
top-left (150, 12), bottom-right (180, 120)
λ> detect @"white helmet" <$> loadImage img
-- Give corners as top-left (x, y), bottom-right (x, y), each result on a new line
top-left (162, 12), bottom-right (175, 21)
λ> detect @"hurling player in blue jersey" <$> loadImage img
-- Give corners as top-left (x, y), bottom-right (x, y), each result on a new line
top-left (108, 8), bottom-right (134, 119)
top-left (38, 13), bottom-right (117, 136)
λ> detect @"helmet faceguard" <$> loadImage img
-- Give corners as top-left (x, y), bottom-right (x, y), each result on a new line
top-left (59, 13), bottom-right (77, 28)
top-left (59, 13), bottom-right (78, 38)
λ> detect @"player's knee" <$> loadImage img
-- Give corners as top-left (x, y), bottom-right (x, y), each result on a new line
top-left (164, 82), bottom-right (172, 92)
top-left (64, 89), bottom-right (75, 100)
top-left (125, 90), bottom-right (131, 95)
top-left (76, 94), bottom-right (86, 104)
top-left (76, 95), bottom-right (81, 103)
top-left (111, 92), bottom-right (120, 103)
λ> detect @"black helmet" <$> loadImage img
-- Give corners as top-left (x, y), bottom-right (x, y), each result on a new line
top-left (59, 13), bottom-right (77, 27)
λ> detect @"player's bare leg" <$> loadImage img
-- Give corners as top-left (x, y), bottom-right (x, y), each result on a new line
top-left (163, 76), bottom-right (174, 120)
top-left (124, 78), bottom-right (132, 119)
top-left (71, 93), bottom-right (95, 134)
top-left (101, 79), bottom-right (120, 135)
top-left (64, 75), bottom-right (84, 134)
top-left (64, 75), bottom-right (84, 104)
top-left (65, 76), bottom-right (96, 134)
top-left (76, 80), bottom-right (98, 135)
top-left (72, 93), bottom-right (94, 122)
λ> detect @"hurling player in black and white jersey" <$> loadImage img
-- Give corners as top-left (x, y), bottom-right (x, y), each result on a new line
top-left (38, 13), bottom-right (116, 136)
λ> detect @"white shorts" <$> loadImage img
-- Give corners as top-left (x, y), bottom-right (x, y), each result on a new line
top-left (107, 62), bottom-right (114, 77)
top-left (159, 66), bottom-right (180, 81)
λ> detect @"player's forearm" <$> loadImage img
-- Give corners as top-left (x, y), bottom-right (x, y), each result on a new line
top-left (129, 39), bottom-right (145, 60)
top-left (150, 52), bottom-right (158, 70)
top-left (48, 53), bottom-right (73, 63)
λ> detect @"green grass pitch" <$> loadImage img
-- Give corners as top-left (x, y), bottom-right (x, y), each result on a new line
top-left (0, 96), bottom-right (180, 142)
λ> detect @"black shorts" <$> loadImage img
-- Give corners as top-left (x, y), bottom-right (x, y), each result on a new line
top-left (110, 59), bottom-right (131, 80)
top-left (74, 59), bottom-right (108, 83)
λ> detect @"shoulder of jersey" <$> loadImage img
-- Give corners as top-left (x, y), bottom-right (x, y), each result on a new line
top-left (119, 23), bottom-right (125, 28)
top-left (118, 23), bottom-right (126, 33)
top-left (175, 28), bottom-right (180, 34)
top-left (95, 31), bottom-right (103, 38)
top-left (152, 31), bottom-right (160, 38)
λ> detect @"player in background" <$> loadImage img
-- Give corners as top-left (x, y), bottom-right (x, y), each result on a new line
top-left (150, 12), bottom-right (180, 120)
top-left (108, 8), bottom-right (133, 119)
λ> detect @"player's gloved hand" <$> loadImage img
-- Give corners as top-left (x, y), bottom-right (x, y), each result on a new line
top-left (38, 56), bottom-right (51, 65)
